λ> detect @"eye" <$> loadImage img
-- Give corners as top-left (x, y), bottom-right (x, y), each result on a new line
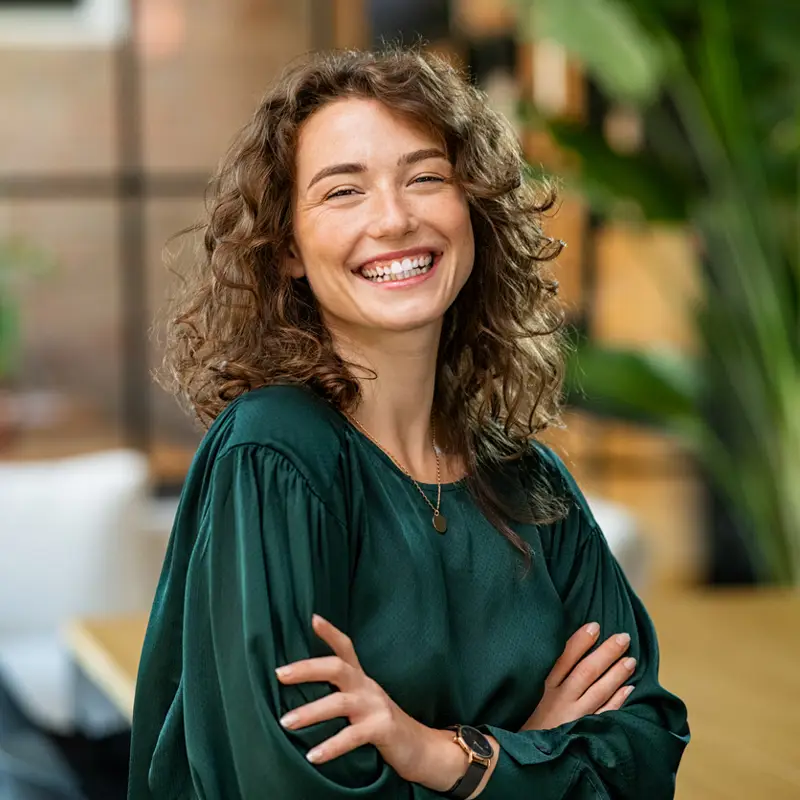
top-left (412, 175), bottom-right (445, 185)
top-left (324, 187), bottom-right (360, 200)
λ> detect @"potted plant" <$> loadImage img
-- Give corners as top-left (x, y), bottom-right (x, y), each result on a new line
top-left (518, 0), bottom-right (800, 585)
top-left (0, 236), bottom-right (54, 449)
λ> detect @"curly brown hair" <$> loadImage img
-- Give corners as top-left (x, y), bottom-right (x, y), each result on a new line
top-left (159, 45), bottom-right (569, 571)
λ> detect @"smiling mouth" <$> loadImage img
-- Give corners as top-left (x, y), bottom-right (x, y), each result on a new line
top-left (357, 252), bottom-right (438, 283)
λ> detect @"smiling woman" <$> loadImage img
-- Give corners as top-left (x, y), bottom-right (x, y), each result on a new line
top-left (286, 99), bottom-right (475, 338)
top-left (129, 46), bottom-right (690, 800)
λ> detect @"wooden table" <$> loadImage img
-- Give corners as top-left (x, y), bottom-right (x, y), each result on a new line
top-left (65, 616), bottom-right (149, 723)
top-left (65, 589), bottom-right (800, 799)
top-left (644, 588), bottom-right (800, 800)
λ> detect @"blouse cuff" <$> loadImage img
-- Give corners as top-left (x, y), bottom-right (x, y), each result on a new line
top-left (474, 725), bottom-right (580, 799)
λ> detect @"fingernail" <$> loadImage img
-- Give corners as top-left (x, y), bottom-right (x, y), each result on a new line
top-left (279, 712), bottom-right (298, 728)
top-left (624, 686), bottom-right (635, 697)
top-left (624, 657), bottom-right (637, 670)
top-left (307, 747), bottom-right (323, 763)
top-left (585, 622), bottom-right (600, 636)
top-left (615, 633), bottom-right (631, 647)
top-left (312, 614), bottom-right (325, 626)
top-left (275, 666), bottom-right (292, 678)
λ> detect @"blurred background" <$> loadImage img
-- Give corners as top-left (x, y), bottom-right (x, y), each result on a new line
top-left (0, 0), bottom-right (797, 798)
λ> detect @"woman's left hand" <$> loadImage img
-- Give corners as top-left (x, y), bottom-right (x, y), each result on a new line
top-left (275, 614), bottom-right (457, 789)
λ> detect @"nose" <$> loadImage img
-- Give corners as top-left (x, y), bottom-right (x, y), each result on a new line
top-left (368, 186), bottom-right (418, 239)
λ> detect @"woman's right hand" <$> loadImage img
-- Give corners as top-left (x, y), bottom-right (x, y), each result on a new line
top-left (519, 622), bottom-right (636, 732)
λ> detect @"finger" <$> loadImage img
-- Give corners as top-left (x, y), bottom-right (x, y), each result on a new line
top-left (596, 685), bottom-right (635, 714)
top-left (578, 655), bottom-right (637, 713)
top-left (311, 614), bottom-right (363, 670)
top-left (561, 633), bottom-right (631, 698)
top-left (305, 722), bottom-right (372, 765)
top-left (279, 691), bottom-right (352, 731)
top-left (276, 655), bottom-right (358, 691)
top-left (546, 623), bottom-right (601, 688)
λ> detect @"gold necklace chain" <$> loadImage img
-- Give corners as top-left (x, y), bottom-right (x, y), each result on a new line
top-left (344, 412), bottom-right (448, 533)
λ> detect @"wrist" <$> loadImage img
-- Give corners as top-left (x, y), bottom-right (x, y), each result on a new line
top-left (414, 727), bottom-right (500, 798)
top-left (414, 726), bottom-right (470, 793)
top-left (468, 735), bottom-right (499, 799)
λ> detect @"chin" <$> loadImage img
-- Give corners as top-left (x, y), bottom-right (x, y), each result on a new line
top-left (368, 306), bottom-right (448, 333)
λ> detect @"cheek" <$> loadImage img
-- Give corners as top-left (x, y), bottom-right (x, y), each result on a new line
top-left (296, 215), bottom-right (356, 276)
top-left (455, 204), bottom-right (475, 263)
top-left (438, 191), bottom-right (473, 240)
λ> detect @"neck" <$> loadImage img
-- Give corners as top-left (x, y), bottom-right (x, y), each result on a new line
top-left (329, 319), bottom-right (443, 481)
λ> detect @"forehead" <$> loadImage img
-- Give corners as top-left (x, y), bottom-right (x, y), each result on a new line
top-left (295, 97), bottom-right (444, 175)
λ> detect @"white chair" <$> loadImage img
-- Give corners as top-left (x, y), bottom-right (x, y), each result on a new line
top-left (585, 494), bottom-right (649, 593)
top-left (0, 449), bottom-right (162, 734)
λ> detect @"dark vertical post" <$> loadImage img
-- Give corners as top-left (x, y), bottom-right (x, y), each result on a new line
top-left (581, 79), bottom-right (605, 341)
top-left (114, 0), bottom-right (149, 451)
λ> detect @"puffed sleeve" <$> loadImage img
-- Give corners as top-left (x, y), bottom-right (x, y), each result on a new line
top-left (475, 444), bottom-right (690, 799)
top-left (133, 443), bottom-right (448, 799)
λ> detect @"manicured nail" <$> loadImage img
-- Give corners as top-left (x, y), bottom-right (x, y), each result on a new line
top-left (275, 666), bottom-right (292, 678)
top-left (615, 633), bottom-right (631, 646)
top-left (280, 713), bottom-right (298, 728)
top-left (312, 614), bottom-right (326, 626)
top-left (307, 747), bottom-right (323, 763)
top-left (624, 657), bottom-right (637, 670)
top-left (585, 622), bottom-right (600, 636)
top-left (624, 686), bottom-right (635, 698)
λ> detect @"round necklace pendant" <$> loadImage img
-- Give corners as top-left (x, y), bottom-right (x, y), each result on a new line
top-left (433, 513), bottom-right (448, 533)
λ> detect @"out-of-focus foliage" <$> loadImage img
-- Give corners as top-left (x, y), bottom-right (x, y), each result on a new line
top-left (519, 0), bottom-right (800, 584)
top-left (0, 238), bottom-right (54, 381)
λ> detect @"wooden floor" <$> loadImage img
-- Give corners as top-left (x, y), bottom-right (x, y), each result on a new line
top-left (644, 589), bottom-right (800, 800)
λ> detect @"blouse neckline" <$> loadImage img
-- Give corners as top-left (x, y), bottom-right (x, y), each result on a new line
top-left (339, 413), bottom-right (467, 493)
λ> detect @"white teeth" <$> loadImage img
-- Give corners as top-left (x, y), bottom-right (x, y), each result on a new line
top-left (359, 252), bottom-right (437, 282)
top-left (362, 264), bottom-right (432, 283)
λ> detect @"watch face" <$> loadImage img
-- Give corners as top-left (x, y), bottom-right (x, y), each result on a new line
top-left (461, 726), bottom-right (493, 759)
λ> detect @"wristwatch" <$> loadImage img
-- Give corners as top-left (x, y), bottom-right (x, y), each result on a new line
top-left (440, 724), bottom-right (494, 799)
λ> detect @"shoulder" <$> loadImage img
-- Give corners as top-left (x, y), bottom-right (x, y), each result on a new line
top-left (526, 441), bottom-right (575, 492)
top-left (521, 440), bottom-right (598, 531)
top-left (201, 384), bottom-right (348, 501)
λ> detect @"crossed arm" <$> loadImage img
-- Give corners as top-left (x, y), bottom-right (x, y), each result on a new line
top-left (272, 611), bottom-right (645, 798)
top-left (130, 444), bottom-right (689, 799)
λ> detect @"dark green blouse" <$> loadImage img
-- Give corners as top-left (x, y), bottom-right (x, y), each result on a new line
top-left (128, 385), bottom-right (689, 799)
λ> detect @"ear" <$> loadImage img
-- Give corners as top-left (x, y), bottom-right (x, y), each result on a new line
top-left (284, 241), bottom-right (306, 280)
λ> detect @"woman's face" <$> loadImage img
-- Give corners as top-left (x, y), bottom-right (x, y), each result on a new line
top-left (288, 98), bottom-right (474, 336)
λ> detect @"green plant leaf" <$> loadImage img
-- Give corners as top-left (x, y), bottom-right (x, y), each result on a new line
top-left (565, 342), bottom-right (701, 431)
top-left (521, 0), bottom-right (669, 105)
top-left (518, 0), bottom-right (800, 583)
top-left (0, 236), bottom-right (56, 381)
top-left (0, 295), bottom-right (19, 380)
top-left (544, 117), bottom-right (693, 221)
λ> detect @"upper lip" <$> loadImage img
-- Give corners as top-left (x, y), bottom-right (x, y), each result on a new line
top-left (354, 247), bottom-right (441, 272)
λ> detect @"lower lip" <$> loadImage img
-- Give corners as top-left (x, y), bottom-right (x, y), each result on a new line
top-left (356, 255), bottom-right (441, 289)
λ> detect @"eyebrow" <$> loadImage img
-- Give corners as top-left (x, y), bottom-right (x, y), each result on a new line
top-left (306, 148), bottom-right (448, 191)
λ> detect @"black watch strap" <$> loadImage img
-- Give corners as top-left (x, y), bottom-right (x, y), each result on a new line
top-left (441, 725), bottom-right (491, 799)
